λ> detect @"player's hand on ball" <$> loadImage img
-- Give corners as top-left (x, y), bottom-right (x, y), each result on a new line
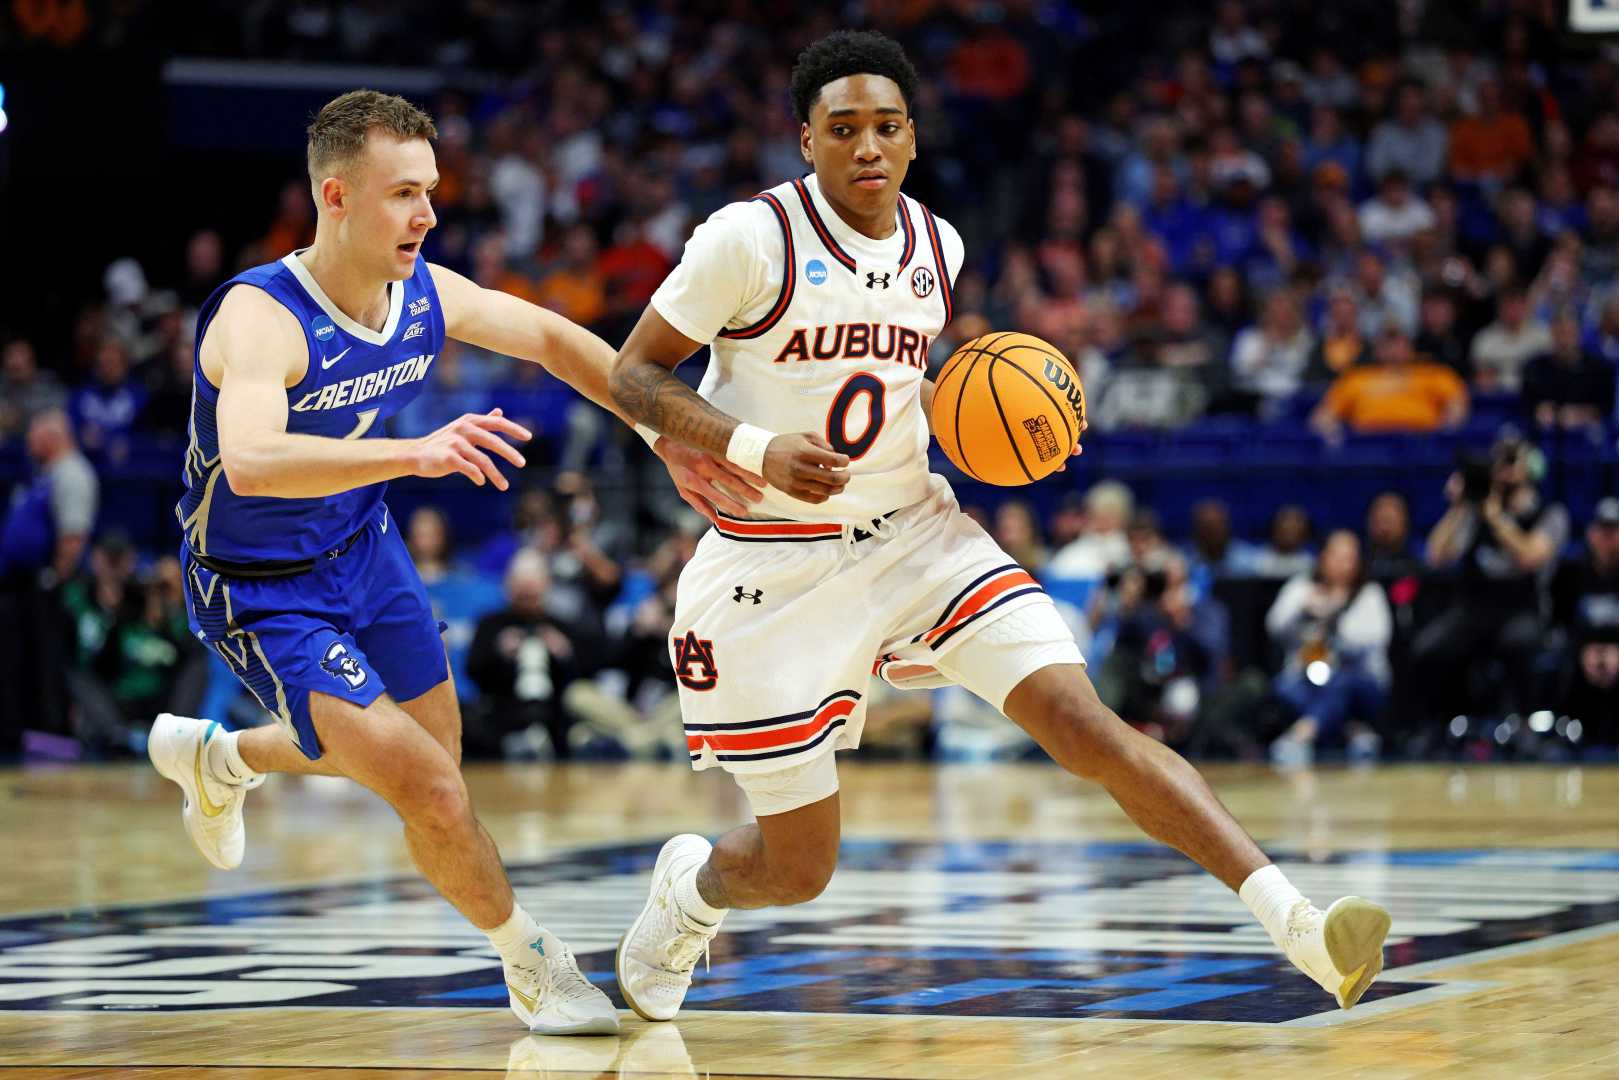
top-left (764, 433), bottom-right (850, 504)
top-left (411, 407), bottom-right (530, 491)
top-left (655, 438), bottom-right (764, 520)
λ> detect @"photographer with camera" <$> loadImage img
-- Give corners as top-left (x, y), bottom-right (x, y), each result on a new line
top-left (1266, 531), bottom-right (1392, 766)
top-left (1413, 434), bottom-right (1569, 733)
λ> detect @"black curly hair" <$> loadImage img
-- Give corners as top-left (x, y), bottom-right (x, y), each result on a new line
top-left (789, 30), bottom-right (920, 124)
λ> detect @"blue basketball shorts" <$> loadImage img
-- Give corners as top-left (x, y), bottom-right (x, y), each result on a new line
top-left (181, 504), bottom-right (448, 760)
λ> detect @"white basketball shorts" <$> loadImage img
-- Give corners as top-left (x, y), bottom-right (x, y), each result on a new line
top-left (670, 474), bottom-right (1085, 803)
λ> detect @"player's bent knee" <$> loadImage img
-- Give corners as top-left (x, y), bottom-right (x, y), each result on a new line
top-left (769, 859), bottom-right (836, 905)
top-left (403, 772), bottom-right (473, 834)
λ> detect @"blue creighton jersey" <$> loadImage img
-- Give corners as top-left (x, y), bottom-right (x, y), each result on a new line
top-left (176, 250), bottom-right (445, 563)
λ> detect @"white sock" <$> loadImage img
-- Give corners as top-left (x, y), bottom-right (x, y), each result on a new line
top-left (673, 862), bottom-right (726, 927)
top-left (1240, 864), bottom-right (1307, 950)
top-left (205, 726), bottom-right (261, 785)
top-left (485, 904), bottom-right (565, 965)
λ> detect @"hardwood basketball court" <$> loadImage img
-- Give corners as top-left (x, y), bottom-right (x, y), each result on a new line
top-left (2, 760), bottom-right (1616, 1078)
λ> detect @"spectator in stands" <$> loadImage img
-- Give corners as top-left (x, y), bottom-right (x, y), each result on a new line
top-left (1310, 324), bottom-right (1469, 439)
top-left (1358, 170), bottom-right (1436, 250)
top-left (1308, 287), bottom-right (1369, 382)
top-left (535, 224), bottom-right (607, 329)
top-left (1363, 492), bottom-right (1422, 584)
top-left (0, 337), bottom-right (67, 441)
top-left (71, 336), bottom-right (146, 458)
top-left (1266, 530), bottom-right (1391, 765)
top-left (1, 409), bottom-right (97, 583)
top-left (1522, 309), bottom-right (1616, 433)
top-left (1448, 76), bottom-right (1535, 185)
top-left (257, 179), bottom-right (316, 261)
top-left (1470, 286), bottom-right (1552, 392)
top-left (1185, 499), bottom-right (1260, 584)
top-left (178, 229), bottom-right (225, 311)
top-left (1047, 481), bottom-right (1134, 579)
top-left (1416, 434), bottom-right (1569, 727)
top-left (1553, 497), bottom-right (1619, 650)
top-left (1230, 289), bottom-right (1314, 413)
top-left (994, 501), bottom-right (1048, 573)
top-left (1551, 498), bottom-right (1619, 746)
top-left (1349, 248), bottom-right (1419, 339)
top-left (1580, 184), bottom-right (1619, 284)
top-left (407, 505), bottom-right (457, 587)
top-left (1497, 187), bottom-right (1552, 280)
top-left (1582, 292), bottom-right (1619, 367)
top-left (60, 540), bottom-right (203, 754)
top-left (1251, 505), bottom-right (1315, 579)
top-left (1367, 81), bottom-right (1448, 187)
top-left (466, 549), bottom-right (587, 760)
top-left (140, 338), bottom-right (196, 439)
top-left (1413, 289), bottom-right (1471, 378)
top-left (1302, 105), bottom-right (1360, 187)
top-left (1150, 281), bottom-right (1228, 378)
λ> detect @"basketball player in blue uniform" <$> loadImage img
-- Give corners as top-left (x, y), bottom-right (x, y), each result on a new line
top-left (146, 90), bottom-right (758, 1035)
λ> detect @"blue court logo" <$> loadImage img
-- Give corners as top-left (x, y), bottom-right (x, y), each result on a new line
top-left (311, 315), bottom-right (336, 342)
top-left (3, 841), bottom-right (1616, 1021)
top-left (805, 259), bottom-right (828, 285)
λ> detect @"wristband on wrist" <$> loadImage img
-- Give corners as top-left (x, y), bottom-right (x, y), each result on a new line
top-left (725, 422), bottom-right (775, 475)
top-left (632, 422), bottom-right (661, 449)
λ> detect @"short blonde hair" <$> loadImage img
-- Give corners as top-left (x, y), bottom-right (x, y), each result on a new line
top-left (306, 89), bottom-right (437, 185)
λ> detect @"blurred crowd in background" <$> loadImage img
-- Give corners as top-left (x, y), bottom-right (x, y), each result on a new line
top-left (3, 0), bottom-right (1618, 763)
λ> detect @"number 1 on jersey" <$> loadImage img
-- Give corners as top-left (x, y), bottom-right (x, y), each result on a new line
top-left (826, 372), bottom-right (886, 460)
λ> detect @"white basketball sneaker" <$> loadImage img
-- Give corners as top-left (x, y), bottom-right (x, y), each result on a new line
top-left (148, 714), bottom-right (263, 870)
top-left (503, 938), bottom-right (621, 1035)
top-left (616, 834), bottom-right (720, 1022)
top-left (1281, 895), bottom-right (1392, 1009)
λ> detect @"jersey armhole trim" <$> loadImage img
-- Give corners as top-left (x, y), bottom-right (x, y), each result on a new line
top-left (717, 192), bottom-right (796, 341)
top-left (919, 203), bottom-right (956, 329)
top-left (897, 194), bottom-right (917, 271)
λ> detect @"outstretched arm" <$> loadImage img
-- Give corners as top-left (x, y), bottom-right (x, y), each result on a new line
top-left (432, 261), bottom-right (767, 516)
top-left (212, 286), bottom-right (529, 498)
top-left (433, 263), bottom-right (631, 425)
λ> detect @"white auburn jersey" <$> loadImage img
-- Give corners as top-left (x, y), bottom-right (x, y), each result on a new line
top-left (650, 173), bottom-right (964, 525)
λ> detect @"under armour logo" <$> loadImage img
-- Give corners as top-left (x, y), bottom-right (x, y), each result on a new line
top-left (866, 272), bottom-right (891, 290)
top-left (733, 586), bottom-right (763, 605)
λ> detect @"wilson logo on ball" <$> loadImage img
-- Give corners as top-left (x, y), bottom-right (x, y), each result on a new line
top-left (1042, 359), bottom-right (1086, 425)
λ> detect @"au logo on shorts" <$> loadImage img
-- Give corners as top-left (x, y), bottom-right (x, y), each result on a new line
top-left (671, 630), bottom-right (718, 691)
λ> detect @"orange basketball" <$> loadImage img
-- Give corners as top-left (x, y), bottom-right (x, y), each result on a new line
top-left (931, 331), bottom-right (1085, 486)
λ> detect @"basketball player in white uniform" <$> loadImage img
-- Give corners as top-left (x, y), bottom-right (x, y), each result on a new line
top-left (609, 31), bottom-right (1391, 1020)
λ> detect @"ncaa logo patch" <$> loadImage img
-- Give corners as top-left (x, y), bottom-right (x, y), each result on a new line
top-left (805, 259), bottom-right (829, 286)
top-left (311, 315), bottom-right (336, 342)
top-left (320, 640), bottom-right (368, 690)
top-left (911, 266), bottom-right (936, 299)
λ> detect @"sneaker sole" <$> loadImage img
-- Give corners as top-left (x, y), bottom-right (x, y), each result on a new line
top-left (148, 716), bottom-right (238, 872)
top-left (616, 835), bottom-right (709, 1023)
top-left (1323, 896), bottom-right (1391, 1009)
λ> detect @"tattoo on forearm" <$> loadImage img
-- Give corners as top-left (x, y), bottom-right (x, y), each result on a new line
top-left (611, 360), bottom-right (738, 455)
